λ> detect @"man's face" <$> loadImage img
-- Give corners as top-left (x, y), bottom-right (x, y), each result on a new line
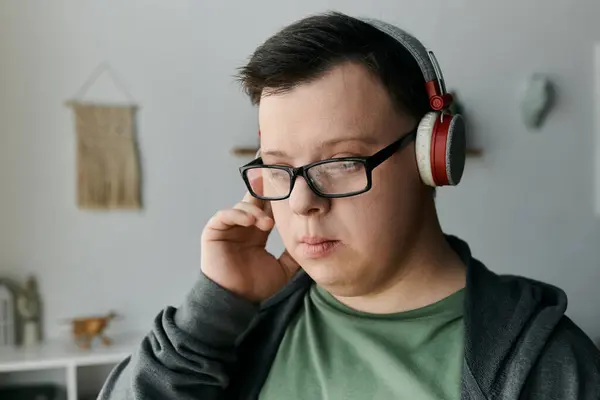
top-left (258, 62), bottom-right (428, 297)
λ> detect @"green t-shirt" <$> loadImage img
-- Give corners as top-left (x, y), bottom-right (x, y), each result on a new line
top-left (259, 284), bottom-right (465, 400)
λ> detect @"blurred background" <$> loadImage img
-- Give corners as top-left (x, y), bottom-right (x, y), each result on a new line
top-left (1, 0), bottom-right (599, 398)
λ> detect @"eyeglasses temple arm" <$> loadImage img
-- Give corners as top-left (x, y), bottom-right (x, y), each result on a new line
top-left (368, 130), bottom-right (417, 169)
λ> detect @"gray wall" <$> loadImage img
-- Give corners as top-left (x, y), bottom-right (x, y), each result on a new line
top-left (0, 0), bottom-right (599, 344)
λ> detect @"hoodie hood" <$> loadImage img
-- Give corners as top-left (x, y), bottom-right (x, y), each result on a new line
top-left (450, 235), bottom-right (569, 398)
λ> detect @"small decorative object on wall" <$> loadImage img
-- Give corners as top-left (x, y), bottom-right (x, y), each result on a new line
top-left (520, 74), bottom-right (556, 130)
top-left (66, 63), bottom-right (143, 210)
top-left (67, 311), bottom-right (121, 350)
top-left (0, 275), bottom-right (43, 348)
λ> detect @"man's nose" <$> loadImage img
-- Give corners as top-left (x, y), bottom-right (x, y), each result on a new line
top-left (287, 177), bottom-right (330, 216)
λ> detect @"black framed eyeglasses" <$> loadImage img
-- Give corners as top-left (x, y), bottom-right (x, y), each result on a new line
top-left (239, 128), bottom-right (417, 200)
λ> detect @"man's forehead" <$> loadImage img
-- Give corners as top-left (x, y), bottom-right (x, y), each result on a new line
top-left (256, 62), bottom-right (411, 160)
top-left (258, 105), bottom-right (381, 154)
top-left (258, 64), bottom-right (393, 128)
top-left (260, 135), bottom-right (380, 159)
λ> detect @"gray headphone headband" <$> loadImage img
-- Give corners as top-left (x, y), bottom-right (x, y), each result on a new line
top-left (360, 18), bottom-right (437, 83)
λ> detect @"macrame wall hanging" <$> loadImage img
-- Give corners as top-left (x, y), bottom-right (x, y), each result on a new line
top-left (66, 64), bottom-right (143, 210)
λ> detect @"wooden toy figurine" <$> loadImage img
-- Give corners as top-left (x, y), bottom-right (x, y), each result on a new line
top-left (70, 311), bottom-right (120, 350)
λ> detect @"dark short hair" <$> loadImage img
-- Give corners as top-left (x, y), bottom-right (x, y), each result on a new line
top-left (236, 11), bottom-right (430, 120)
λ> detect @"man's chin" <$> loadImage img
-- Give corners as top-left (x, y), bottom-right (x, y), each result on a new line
top-left (301, 262), bottom-right (360, 292)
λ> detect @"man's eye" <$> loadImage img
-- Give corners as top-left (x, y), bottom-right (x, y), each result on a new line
top-left (322, 161), bottom-right (362, 174)
top-left (336, 161), bottom-right (360, 169)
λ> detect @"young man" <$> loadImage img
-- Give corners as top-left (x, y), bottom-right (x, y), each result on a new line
top-left (99, 12), bottom-right (600, 400)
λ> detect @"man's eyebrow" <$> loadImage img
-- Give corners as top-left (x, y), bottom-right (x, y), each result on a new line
top-left (261, 149), bottom-right (289, 158)
top-left (261, 136), bottom-right (379, 158)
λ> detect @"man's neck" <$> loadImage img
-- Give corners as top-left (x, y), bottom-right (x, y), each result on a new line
top-left (333, 217), bottom-right (467, 315)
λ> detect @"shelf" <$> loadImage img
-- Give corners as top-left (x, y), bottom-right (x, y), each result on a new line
top-left (0, 332), bottom-right (145, 400)
top-left (0, 332), bottom-right (142, 373)
top-left (231, 147), bottom-right (260, 156)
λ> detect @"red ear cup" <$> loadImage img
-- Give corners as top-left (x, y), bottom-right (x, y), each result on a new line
top-left (416, 112), bottom-right (466, 187)
top-left (431, 113), bottom-right (466, 186)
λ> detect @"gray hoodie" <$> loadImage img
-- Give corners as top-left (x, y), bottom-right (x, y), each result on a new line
top-left (98, 236), bottom-right (600, 399)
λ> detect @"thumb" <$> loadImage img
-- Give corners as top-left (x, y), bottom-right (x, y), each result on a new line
top-left (278, 249), bottom-right (300, 278)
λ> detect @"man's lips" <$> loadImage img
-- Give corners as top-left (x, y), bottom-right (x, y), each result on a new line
top-left (297, 236), bottom-right (342, 258)
top-left (298, 236), bottom-right (337, 245)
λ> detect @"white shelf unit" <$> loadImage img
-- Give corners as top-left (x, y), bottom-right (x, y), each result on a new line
top-left (0, 332), bottom-right (144, 400)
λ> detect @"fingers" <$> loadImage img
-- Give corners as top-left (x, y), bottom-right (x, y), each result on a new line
top-left (242, 190), bottom-right (263, 206)
top-left (206, 198), bottom-right (274, 232)
top-left (206, 209), bottom-right (255, 231)
top-left (206, 174), bottom-right (276, 234)
top-left (234, 201), bottom-right (274, 230)
top-left (242, 174), bottom-right (273, 218)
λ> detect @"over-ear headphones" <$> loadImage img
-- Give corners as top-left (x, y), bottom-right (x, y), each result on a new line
top-left (361, 18), bottom-right (466, 187)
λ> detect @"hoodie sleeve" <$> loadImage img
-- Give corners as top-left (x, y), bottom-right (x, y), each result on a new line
top-left (521, 316), bottom-right (600, 399)
top-left (97, 272), bottom-right (259, 400)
